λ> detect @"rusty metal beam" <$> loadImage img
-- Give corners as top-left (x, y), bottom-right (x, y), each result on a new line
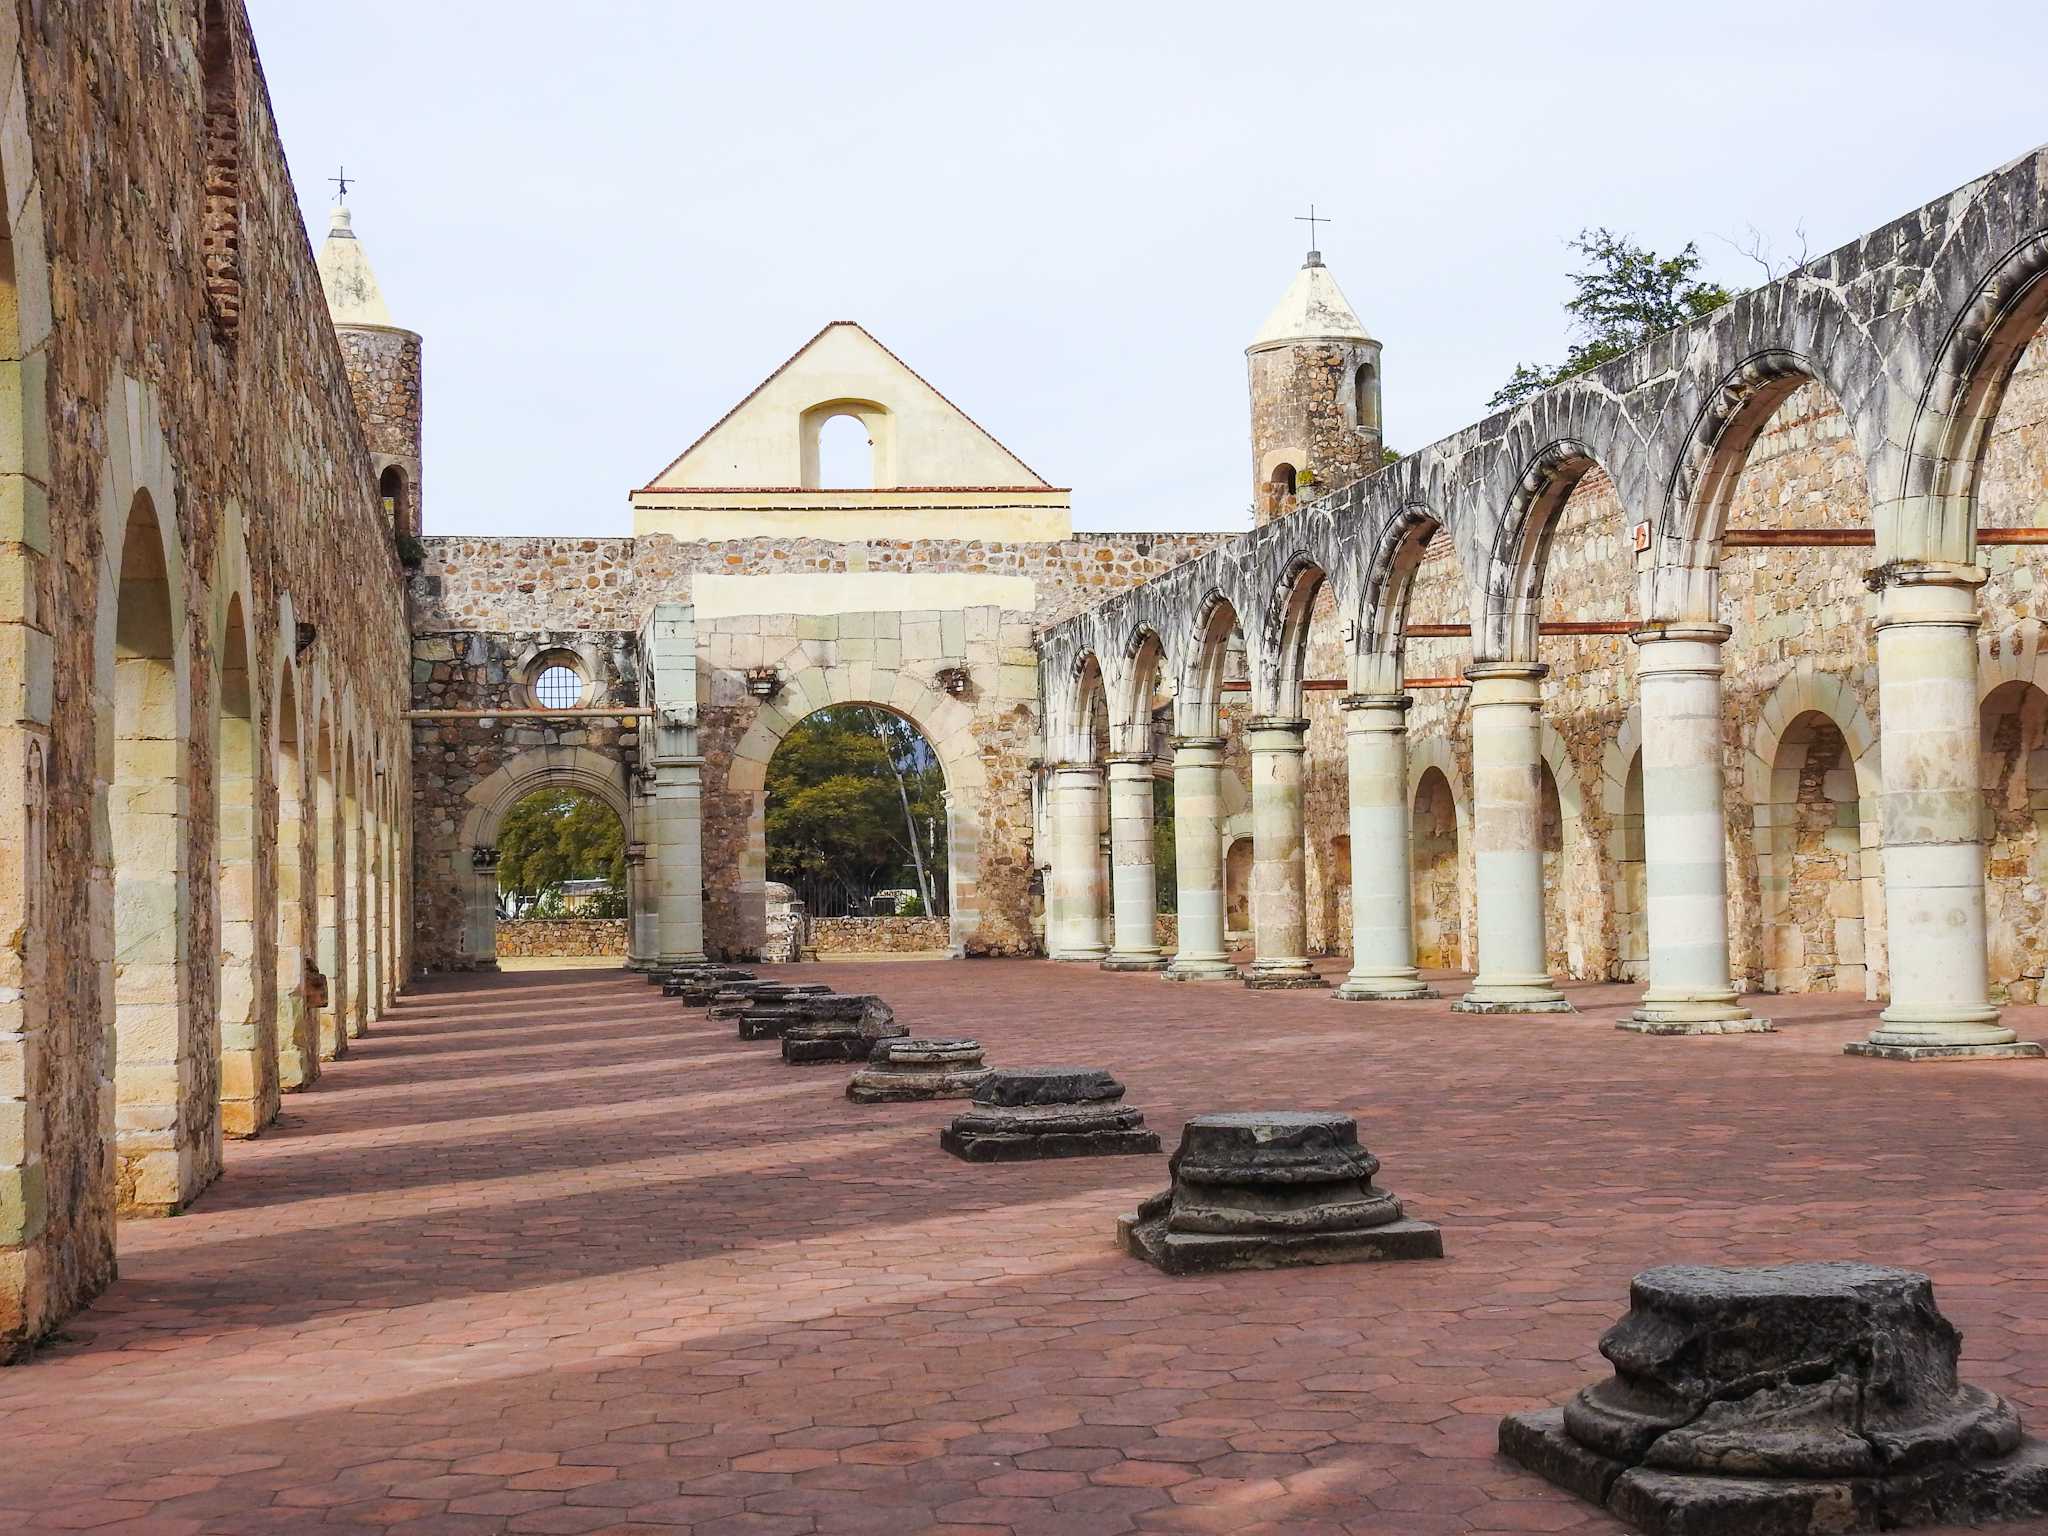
top-left (404, 708), bottom-right (654, 721)
top-left (1407, 621), bottom-right (1633, 637)
top-left (1723, 528), bottom-right (2048, 547)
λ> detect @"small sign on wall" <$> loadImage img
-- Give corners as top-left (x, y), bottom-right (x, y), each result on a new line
top-left (1632, 520), bottom-right (1652, 554)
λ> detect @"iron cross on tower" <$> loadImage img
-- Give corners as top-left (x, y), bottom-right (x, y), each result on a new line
top-left (1296, 204), bottom-right (1329, 263)
top-left (329, 166), bottom-right (354, 204)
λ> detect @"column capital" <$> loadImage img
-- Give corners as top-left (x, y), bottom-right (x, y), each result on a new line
top-left (1870, 560), bottom-right (1986, 633)
top-left (1864, 558), bottom-right (1987, 595)
top-left (1629, 621), bottom-right (1731, 647)
top-left (1106, 752), bottom-right (1157, 769)
top-left (1339, 691), bottom-right (1412, 714)
top-left (1464, 660), bottom-right (1547, 684)
top-left (1244, 715), bottom-right (1310, 735)
top-left (1244, 716), bottom-right (1310, 753)
top-left (1168, 734), bottom-right (1226, 752)
top-left (1047, 758), bottom-right (1106, 777)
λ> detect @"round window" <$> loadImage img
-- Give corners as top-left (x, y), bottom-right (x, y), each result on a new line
top-left (533, 664), bottom-right (583, 710)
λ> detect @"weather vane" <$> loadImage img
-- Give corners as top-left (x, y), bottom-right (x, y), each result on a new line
top-left (1295, 203), bottom-right (1329, 254)
top-left (330, 165), bottom-right (354, 204)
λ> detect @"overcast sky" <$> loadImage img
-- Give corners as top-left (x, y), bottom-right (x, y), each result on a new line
top-left (251, 1), bottom-right (2047, 537)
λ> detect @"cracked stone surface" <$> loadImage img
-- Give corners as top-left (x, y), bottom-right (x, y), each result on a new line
top-left (7, 959), bottom-right (2048, 1535)
top-left (942, 1068), bottom-right (1163, 1161)
top-left (1121, 1111), bottom-right (1444, 1274)
top-left (777, 999), bottom-right (908, 1064)
top-left (1500, 1261), bottom-right (2048, 1533)
top-left (847, 1038), bottom-right (992, 1103)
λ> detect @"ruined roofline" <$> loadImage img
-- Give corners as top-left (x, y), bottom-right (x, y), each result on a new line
top-left (638, 320), bottom-right (1054, 491)
top-left (1033, 136), bottom-right (2048, 652)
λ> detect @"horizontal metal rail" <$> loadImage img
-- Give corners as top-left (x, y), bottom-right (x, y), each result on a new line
top-left (404, 708), bottom-right (655, 720)
top-left (1723, 527), bottom-right (2048, 546)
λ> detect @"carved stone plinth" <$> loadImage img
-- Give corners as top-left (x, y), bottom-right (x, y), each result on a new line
top-left (743, 992), bottom-right (893, 1044)
top-left (661, 966), bottom-right (756, 999)
top-left (705, 982), bottom-right (831, 1021)
top-left (1118, 1112), bottom-right (1442, 1275)
top-left (940, 1068), bottom-right (1161, 1162)
top-left (1498, 1261), bottom-right (2048, 1534)
top-left (778, 998), bottom-right (906, 1064)
top-left (847, 1039), bottom-right (992, 1102)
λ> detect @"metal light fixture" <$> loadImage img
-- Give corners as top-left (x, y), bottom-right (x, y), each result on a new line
top-left (745, 666), bottom-right (783, 700)
top-left (935, 664), bottom-right (970, 697)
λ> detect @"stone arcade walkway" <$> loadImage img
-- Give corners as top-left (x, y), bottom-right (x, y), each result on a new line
top-left (6, 964), bottom-right (2048, 1535)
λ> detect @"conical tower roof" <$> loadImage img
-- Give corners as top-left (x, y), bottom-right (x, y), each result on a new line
top-left (316, 204), bottom-right (394, 327)
top-left (1248, 252), bottom-right (1373, 353)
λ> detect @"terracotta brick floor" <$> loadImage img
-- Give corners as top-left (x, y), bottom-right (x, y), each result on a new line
top-left (7, 961), bottom-right (2048, 1535)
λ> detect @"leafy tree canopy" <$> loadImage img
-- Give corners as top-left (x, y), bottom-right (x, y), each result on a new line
top-left (766, 707), bottom-right (946, 893)
top-left (1489, 228), bottom-right (1740, 410)
top-left (496, 788), bottom-right (625, 900)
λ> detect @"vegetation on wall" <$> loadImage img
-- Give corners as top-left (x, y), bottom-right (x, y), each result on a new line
top-left (495, 788), bottom-right (626, 912)
top-left (766, 706), bottom-right (948, 908)
top-left (1489, 228), bottom-right (1740, 410)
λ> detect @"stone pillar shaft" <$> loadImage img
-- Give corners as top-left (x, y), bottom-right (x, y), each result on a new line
top-left (1046, 762), bottom-right (1108, 961)
top-left (1245, 717), bottom-right (1324, 989)
top-left (1334, 694), bottom-right (1435, 1001)
top-left (1452, 663), bottom-right (1571, 1013)
top-left (1853, 565), bottom-right (2038, 1059)
top-left (1164, 736), bottom-right (1236, 980)
top-left (654, 761), bottom-right (706, 966)
top-left (1624, 625), bottom-right (1767, 1034)
top-left (1103, 756), bottom-right (1166, 970)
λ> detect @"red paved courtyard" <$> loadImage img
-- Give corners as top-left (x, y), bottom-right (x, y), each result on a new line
top-left (5, 960), bottom-right (2048, 1535)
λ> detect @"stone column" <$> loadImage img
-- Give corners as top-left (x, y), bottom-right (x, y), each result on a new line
top-left (1850, 564), bottom-right (2040, 1059)
top-left (623, 837), bottom-right (650, 971)
top-left (1623, 625), bottom-right (1768, 1034)
top-left (465, 846), bottom-right (501, 971)
top-left (1452, 663), bottom-right (1572, 1013)
top-left (1244, 717), bottom-right (1324, 989)
top-left (1164, 735), bottom-right (1237, 980)
top-left (1102, 755), bottom-right (1166, 970)
top-left (653, 761), bottom-right (707, 967)
top-left (1046, 761), bottom-right (1108, 961)
top-left (1334, 694), bottom-right (1436, 1001)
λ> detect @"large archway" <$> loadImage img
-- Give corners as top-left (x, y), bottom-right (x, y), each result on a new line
top-left (493, 784), bottom-right (629, 962)
top-left (764, 704), bottom-right (951, 958)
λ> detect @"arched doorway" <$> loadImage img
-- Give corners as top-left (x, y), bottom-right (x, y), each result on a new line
top-left (215, 589), bottom-right (269, 1137)
top-left (1756, 701), bottom-right (1880, 997)
top-left (1412, 766), bottom-right (1463, 972)
top-left (493, 784), bottom-right (629, 963)
top-left (1980, 679), bottom-right (2048, 1001)
top-left (765, 705), bottom-right (950, 958)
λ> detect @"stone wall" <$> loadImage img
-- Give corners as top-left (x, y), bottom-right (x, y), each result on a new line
top-left (811, 917), bottom-right (951, 954)
top-left (495, 920), bottom-right (626, 958)
top-left (3, 0), bottom-right (414, 1359)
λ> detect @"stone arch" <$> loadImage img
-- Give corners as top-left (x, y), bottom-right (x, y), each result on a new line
top-left (728, 683), bottom-right (981, 956)
top-left (340, 730), bottom-right (365, 1039)
top-left (1177, 590), bottom-right (1244, 738)
top-left (1111, 624), bottom-right (1170, 759)
top-left (311, 703), bottom-right (344, 1057)
top-left (1600, 707), bottom-right (1648, 982)
top-left (1476, 386), bottom-right (1648, 662)
top-left (212, 568), bottom-right (270, 1138)
top-left (1261, 554), bottom-right (1327, 719)
top-left (1408, 738), bottom-right (1470, 973)
top-left (1975, 626), bottom-right (2048, 1000)
top-left (270, 647), bottom-right (314, 1090)
top-left (456, 744), bottom-right (633, 972)
top-left (1747, 666), bottom-right (1883, 998)
top-left (1899, 173), bottom-right (2048, 561)
top-left (1536, 720), bottom-right (1597, 977)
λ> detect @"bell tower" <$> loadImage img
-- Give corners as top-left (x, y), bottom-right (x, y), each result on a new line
top-left (1246, 242), bottom-right (1381, 526)
top-left (317, 199), bottom-right (425, 542)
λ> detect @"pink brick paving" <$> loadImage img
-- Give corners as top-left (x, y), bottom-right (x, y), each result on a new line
top-left (5, 960), bottom-right (2048, 1535)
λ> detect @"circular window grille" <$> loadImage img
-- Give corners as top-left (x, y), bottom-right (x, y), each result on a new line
top-left (533, 664), bottom-right (583, 710)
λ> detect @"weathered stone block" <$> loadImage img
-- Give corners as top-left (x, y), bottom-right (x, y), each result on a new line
top-left (777, 998), bottom-right (905, 1063)
top-left (940, 1068), bottom-right (1161, 1161)
top-left (846, 1038), bottom-right (991, 1102)
top-left (740, 992), bottom-right (893, 1042)
top-left (1118, 1112), bottom-right (1442, 1275)
top-left (1498, 1262), bottom-right (2048, 1534)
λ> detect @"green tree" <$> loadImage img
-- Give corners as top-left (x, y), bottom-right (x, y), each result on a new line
top-left (1489, 228), bottom-right (1740, 410)
top-left (766, 707), bottom-right (948, 905)
top-left (496, 789), bottom-right (625, 907)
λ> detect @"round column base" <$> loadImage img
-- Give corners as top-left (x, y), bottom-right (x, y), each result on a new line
top-left (1100, 954), bottom-right (1169, 973)
top-left (1452, 976), bottom-right (1573, 1014)
top-left (1622, 992), bottom-right (1772, 1035)
top-left (1047, 950), bottom-right (1110, 964)
top-left (1244, 962), bottom-right (1329, 991)
top-left (1846, 1038), bottom-right (2044, 1062)
top-left (1162, 959), bottom-right (1240, 982)
top-left (1333, 975), bottom-right (1440, 1002)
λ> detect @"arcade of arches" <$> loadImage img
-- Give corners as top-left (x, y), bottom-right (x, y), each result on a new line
top-left (8, 0), bottom-right (2048, 1402)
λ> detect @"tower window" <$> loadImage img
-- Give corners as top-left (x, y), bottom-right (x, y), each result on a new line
top-left (1355, 362), bottom-right (1380, 432)
top-left (379, 465), bottom-right (408, 538)
top-left (533, 666), bottom-right (583, 710)
top-left (1269, 462), bottom-right (1297, 515)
